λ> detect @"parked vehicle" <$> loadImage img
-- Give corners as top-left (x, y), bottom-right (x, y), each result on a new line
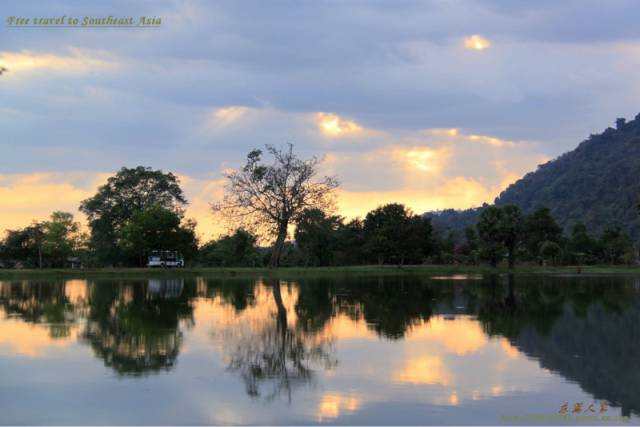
top-left (147, 250), bottom-right (184, 268)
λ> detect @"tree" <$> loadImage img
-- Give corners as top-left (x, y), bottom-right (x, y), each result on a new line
top-left (333, 218), bottom-right (365, 266)
top-left (42, 212), bottom-right (83, 268)
top-left (80, 166), bottom-right (187, 265)
top-left (500, 205), bottom-right (523, 269)
top-left (539, 241), bottom-right (562, 265)
top-left (119, 205), bottom-right (198, 266)
top-left (567, 222), bottom-right (598, 264)
top-left (294, 209), bottom-right (342, 266)
top-left (477, 205), bottom-right (522, 268)
top-left (214, 144), bottom-right (338, 268)
top-left (363, 203), bottom-right (413, 265)
top-left (0, 223), bottom-right (45, 268)
top-left (522, 208), bottom-right (563, 261)
top-left (199, 229), bottom-right (260, 267)
top-left (600, 227), bottom-right (633, 264)
top-left (477, 206), bottom-right (504, 268)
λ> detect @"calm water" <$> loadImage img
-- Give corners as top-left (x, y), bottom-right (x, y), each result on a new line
top-left (0, 274), bottom-right (639, 425)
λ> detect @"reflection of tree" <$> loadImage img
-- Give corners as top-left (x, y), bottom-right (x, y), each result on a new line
top-left (225, 279), bottom-right (336, 401)
top-left (0, 280), bottom-right (77, 338)
top-left (82, 279), bottom-right (195, 376)
top-left (304, 276), bottom-right (450, 339)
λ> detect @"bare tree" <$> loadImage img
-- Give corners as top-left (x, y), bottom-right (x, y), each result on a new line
top-left (213, 144), bottom-right (339, 267)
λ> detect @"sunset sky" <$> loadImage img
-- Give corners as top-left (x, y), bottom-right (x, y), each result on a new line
top-left (2, 0), bottom-right (640, 240)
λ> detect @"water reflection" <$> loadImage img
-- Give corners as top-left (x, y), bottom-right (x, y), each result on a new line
top-left (223, 279), bottom-right (336, 400)
top-left (0, 274), bottom-right (639, 424)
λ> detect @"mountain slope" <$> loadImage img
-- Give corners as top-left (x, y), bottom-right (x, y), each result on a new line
top-left (496, 114), bottom-right (640, 240)
top-left (426, 113), bottom-right (640, 241)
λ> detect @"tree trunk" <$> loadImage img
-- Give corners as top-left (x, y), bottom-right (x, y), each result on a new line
top-left (507, 245), bottom-right (515, 269)
top-left (269, 221), bottom-right (288, 268)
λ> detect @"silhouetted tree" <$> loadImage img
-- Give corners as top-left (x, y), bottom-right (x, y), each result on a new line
top-left (213, 144), bottom-right (338, 267)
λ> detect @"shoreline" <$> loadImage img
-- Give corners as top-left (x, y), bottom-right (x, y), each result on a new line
top-left (1, 264), bottom-right (640, 279)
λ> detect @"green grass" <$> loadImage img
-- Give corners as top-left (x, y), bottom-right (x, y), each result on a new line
top-left (1, 264), bottom-right (639, 279)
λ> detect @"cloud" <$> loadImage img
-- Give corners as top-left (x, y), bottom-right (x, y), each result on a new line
top-left (0, 48), bottom-right (119, 77)
top-left (315, 112), bottom-right (365, 138)
top-left (463, 35), bottom-right (492, 50)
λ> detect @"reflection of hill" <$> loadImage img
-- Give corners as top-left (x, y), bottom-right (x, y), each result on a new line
top-left (510, 297), bottom-right (640, 417)
top-left (3, 274), bottom-right (640, 412)
top-left (474, 276), bottom-right (640, 416)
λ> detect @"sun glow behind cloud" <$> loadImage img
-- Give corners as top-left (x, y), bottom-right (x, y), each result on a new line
top-left (0, 103), bottom-right (544, 240)
top-left (316, 112), bottom-right (363, 137)
top-left (0, 48), bottom-right (118, 76)
top-left (463, 35), bottom-right (492, 50)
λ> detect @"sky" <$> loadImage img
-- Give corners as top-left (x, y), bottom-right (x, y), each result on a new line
top-left (2, 0), bottom-right (640, 240)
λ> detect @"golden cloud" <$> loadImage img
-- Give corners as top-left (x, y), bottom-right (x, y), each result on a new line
top-left (463, 35), bottom-right (491, 50)
top-left (335, 176), bottom-right (498, 219)
top-left (400, 146), bottom-right (452, 174)
top-left (315, 112), bottom-right (364, 137)
top-left (0, 172), bottom-right (226, 242)
top-left (210, 106), bottom-right (251, 126)
top-left (0, 48), bottom-right (118, 76)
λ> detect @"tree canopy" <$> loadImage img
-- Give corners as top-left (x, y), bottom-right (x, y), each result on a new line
top-left (213, 144), bottom-right (339, 267)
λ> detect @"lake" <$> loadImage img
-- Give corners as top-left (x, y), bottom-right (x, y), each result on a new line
top-left (0, 274), bottom-right (638, 425)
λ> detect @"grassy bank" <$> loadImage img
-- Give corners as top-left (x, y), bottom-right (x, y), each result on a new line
top-left (1, 264), bottom-right (640, 279)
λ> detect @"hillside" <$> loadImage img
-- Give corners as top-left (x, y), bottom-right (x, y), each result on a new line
top-left (428, 113), bottom-right (640, 241)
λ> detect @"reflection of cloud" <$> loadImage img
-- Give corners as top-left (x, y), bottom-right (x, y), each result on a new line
top-left (463, 35), bottom-right (491, 50)
top-left (405, 317), bottom-right (488, 356)
top-left (500, 338), bottom-right (520, 360)
top-left (0, 318), bottom-right (75, 357)
top-left (317, 393), bottom-right (361, 421)
top-left (64, 280), bottom-right (88, 304)
top-left (394, 356), bottom-right (451, 385)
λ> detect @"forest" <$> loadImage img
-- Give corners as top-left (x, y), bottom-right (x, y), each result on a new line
top-left (0, 158), bottom-right (635, 269)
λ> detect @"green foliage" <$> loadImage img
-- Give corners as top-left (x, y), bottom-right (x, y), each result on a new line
top-left (80, 166), bottom-right (187, 266)
top-left (119, 205), bottom-right (198, 266)
top-left (522, 208), bottom-right (563, 260)
top-left (477, 206), bottom-right (507, 267)
top-left (476, 205), bottom-right (523, 268)
top-left (42, 212), bottom-right (84, 267)
top-left (199, 229), bottom-right (260, 267)
top-left (0, 212), bottom-right (84, 268)
top-left (294, 209), bottom-right (342, 266)
top-left (362, 203), bottom-right (433, 265)
top-left (600, 227), bottom-right (634, 264)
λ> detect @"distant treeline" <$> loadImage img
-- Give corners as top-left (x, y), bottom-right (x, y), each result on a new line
top-left (0, 165), bottom-right (636, 269)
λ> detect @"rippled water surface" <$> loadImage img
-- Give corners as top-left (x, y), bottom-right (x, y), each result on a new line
top-left (0, 274), bottom-right (638, 425)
